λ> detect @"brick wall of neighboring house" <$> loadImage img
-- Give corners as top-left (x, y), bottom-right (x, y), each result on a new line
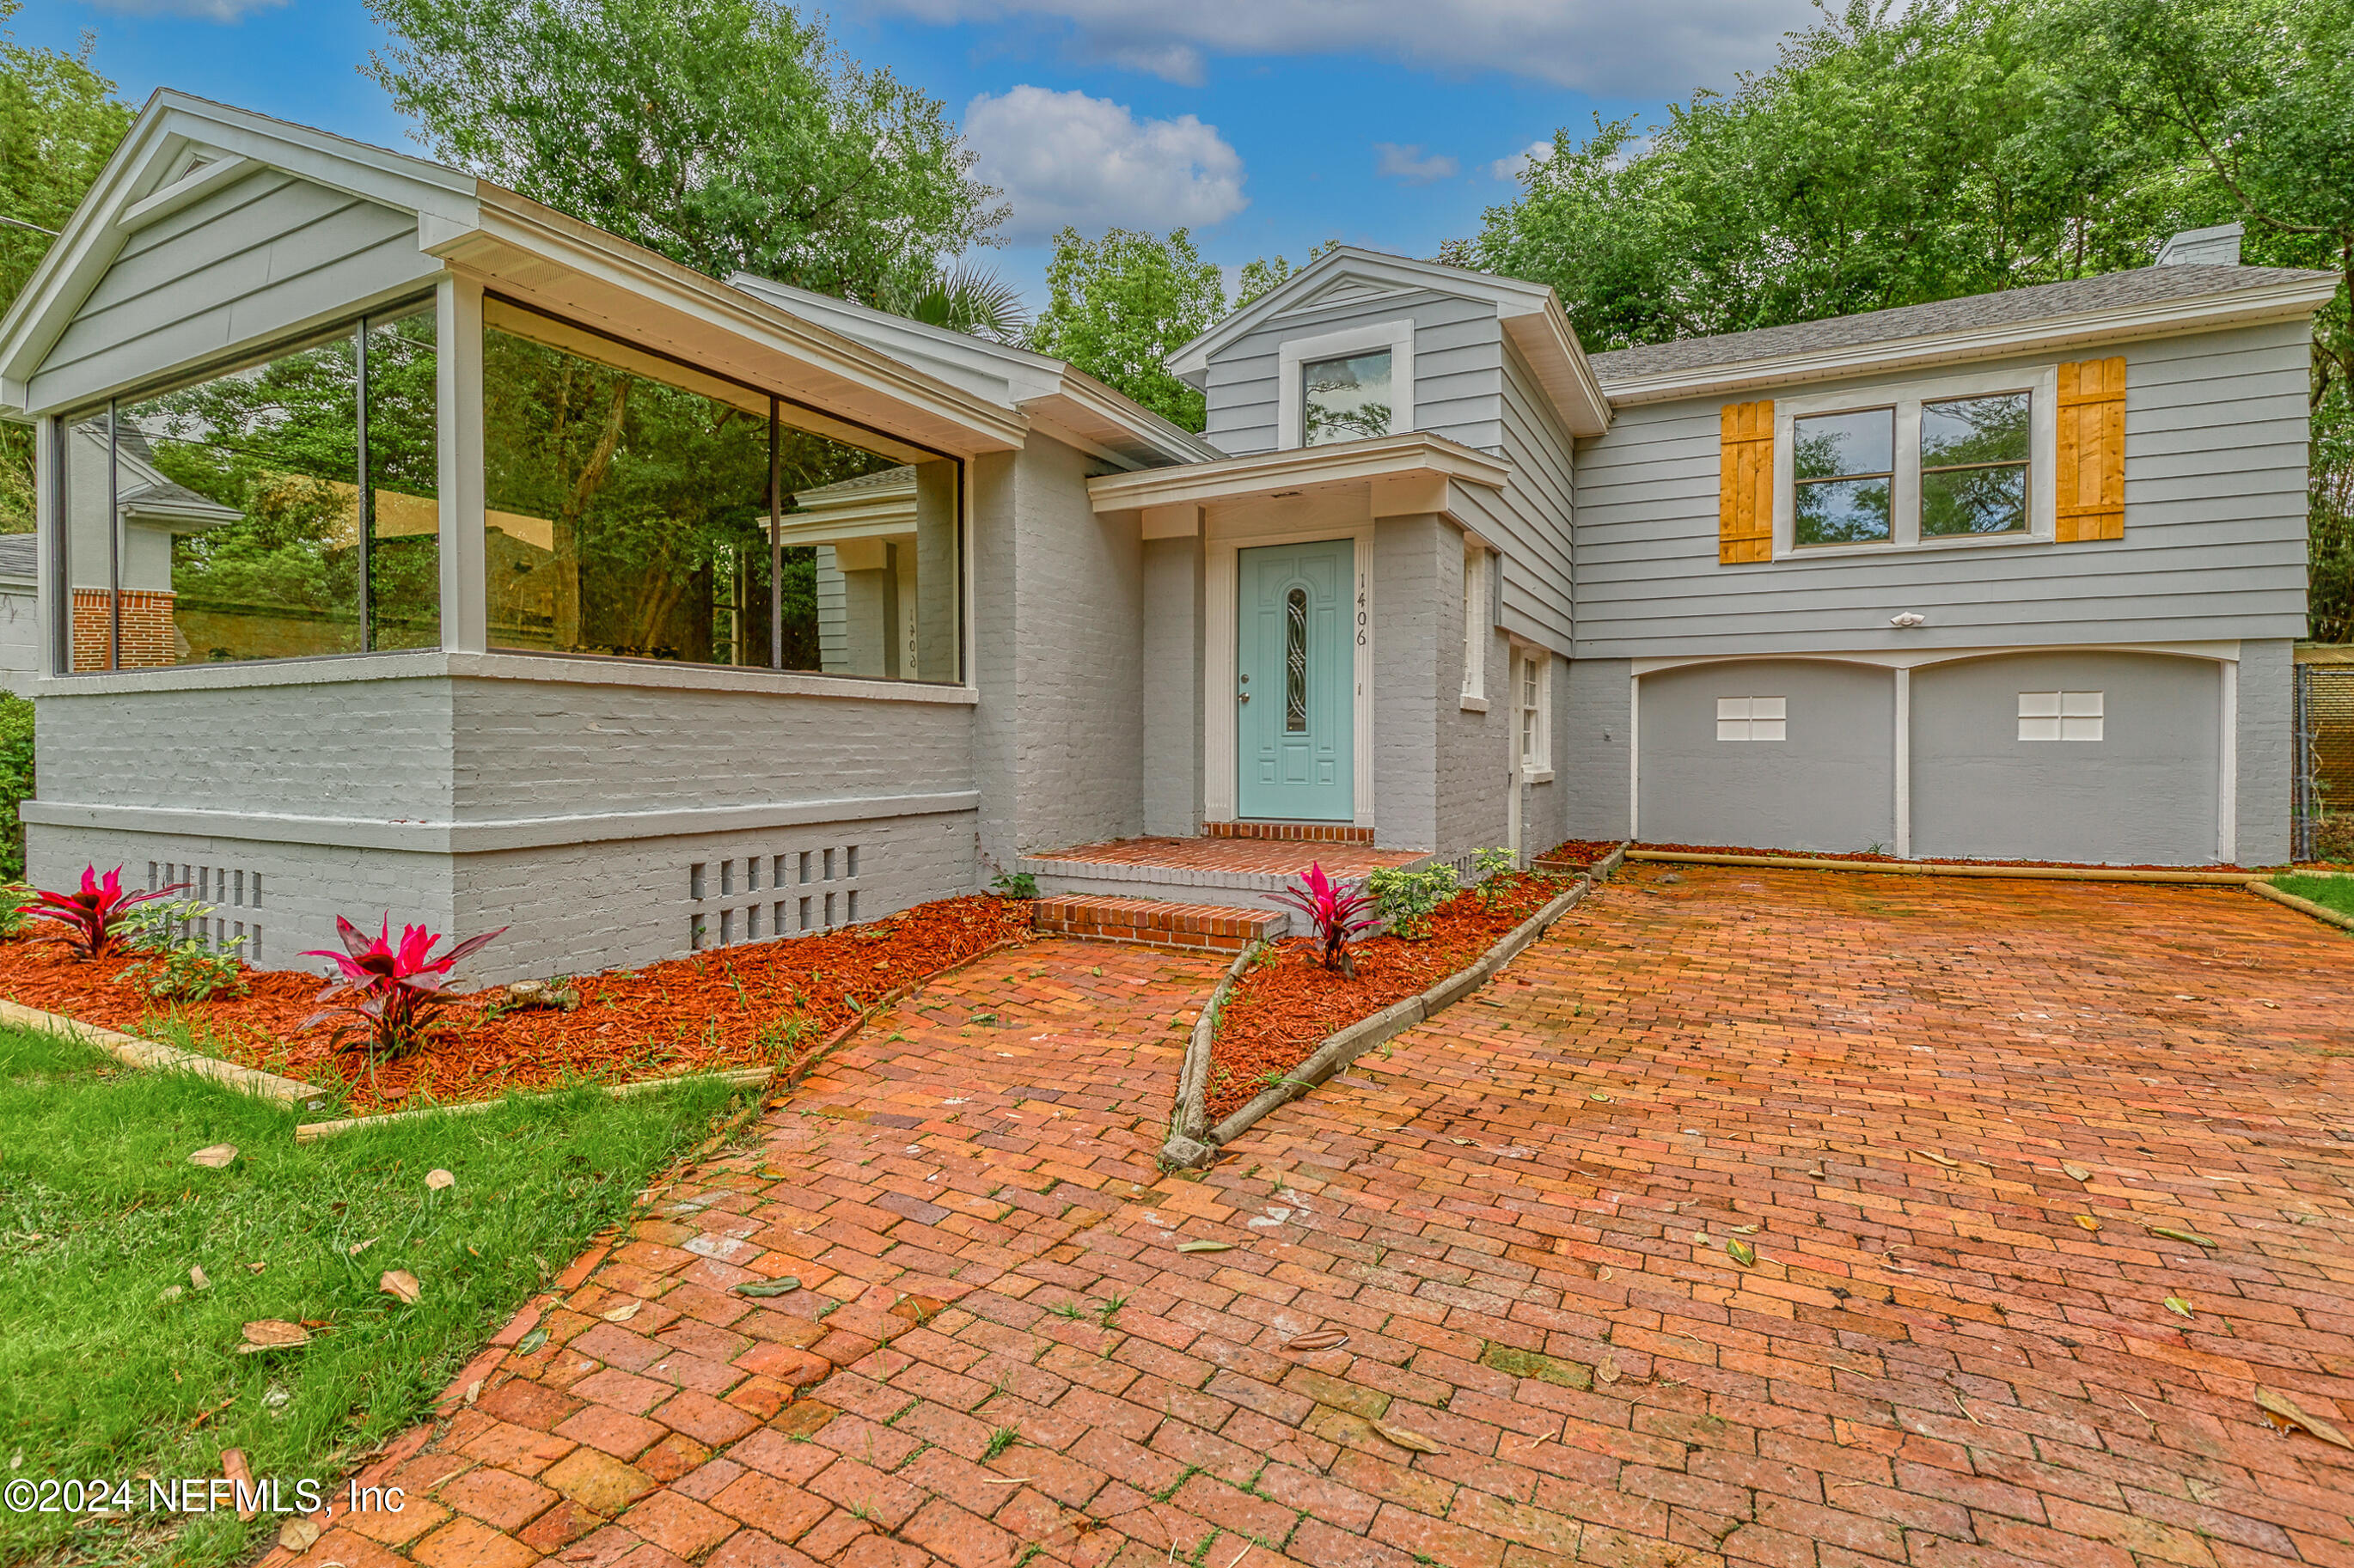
top-left (70, 589), bottom-right (177, 670)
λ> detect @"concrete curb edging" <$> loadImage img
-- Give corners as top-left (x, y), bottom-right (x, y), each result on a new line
top-left (1160, 843), bottom-right (1627, 1169)
top-left (0, 998), bottom-right (328, 1109)
top-left (2247, 879), bottom-right (2354, 932)
top-left (1624, 849), bottom-right (2259, 885)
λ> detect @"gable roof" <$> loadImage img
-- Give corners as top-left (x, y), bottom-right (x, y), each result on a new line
top-left (1588, 264), bottom-right (2341, 403)
top-left (0, 92), bottom-right (1030, 460)
top-left (1169, 247), bottom-right (1611, 437)
top-left (726, 274), bottom-right (1221, 470)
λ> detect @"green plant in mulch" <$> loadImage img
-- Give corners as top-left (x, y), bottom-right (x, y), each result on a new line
top-left (2274, 873), bottom-right (2354, 918)
top-left (1366, 864), bottom-right (1460, 940)
top-left (0, 1021), bottom-right (748, 1568)
top-left (0, 692), bottom-right (30, 884)
top-left (989, 870), bottom-right (1039, 900)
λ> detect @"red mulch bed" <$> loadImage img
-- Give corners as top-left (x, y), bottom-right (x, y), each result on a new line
top-left (1534, 838), bottom-right (1619, 869)
top-left (1636, 840), bottom-right (2241, 873)
top-left (0, 895), bottom-right (1031, 1116)
top-left (1206, 874), bottom-right (1563, 1122)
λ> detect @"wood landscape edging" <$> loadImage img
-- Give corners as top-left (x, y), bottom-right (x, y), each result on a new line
top-left (1159, 843), bottom-right (1628, 1170)
top-left (0, 997), bottom-right (328, 1109)
top-left (2247, 879), bottom-right (2354, 932)
top-left (1624, 849), bottom-right (2261, 884)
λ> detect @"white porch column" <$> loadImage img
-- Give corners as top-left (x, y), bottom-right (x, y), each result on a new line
top-left (436, 273), bottom-right (487, 653)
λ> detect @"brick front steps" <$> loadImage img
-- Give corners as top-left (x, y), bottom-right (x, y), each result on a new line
top-left (1030, 893), bottom-right (1285, 953)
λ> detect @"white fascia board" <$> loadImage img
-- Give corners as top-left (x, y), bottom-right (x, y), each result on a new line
top-left (731, 271), bottom-right (1216, 467)
top-left (440, 193), bottom-right (1029, 457)
top-left (0, 88), bottom-right (480, 406)
top-left (1500, 296), bottom-right (1612, 437)
top-left (1597, 277), bottom-right (2345, 406)
top-left (1086, 430), bottom-right (1509, 513)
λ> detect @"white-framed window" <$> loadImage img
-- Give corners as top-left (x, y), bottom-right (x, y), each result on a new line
top-left (2018, 690), bottom-right (2103, 741)
top-left (1716, 696), bottom-right (1787, 741)
top-left (1776, 364), bottom-right (2057, 557)
top-left (1461, 542), bottom-right (1489, 705)
top-left (1276, 320), bottom-right (1415, 448)
top-left (1515, 645), bottom-right (1551, 775)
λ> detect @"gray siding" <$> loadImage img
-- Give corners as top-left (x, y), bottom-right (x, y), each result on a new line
top-left (1488, 339), bottom-right (1577, 649)
top-left (1573, 321), bottom-right (2314, 656)
top-left (1203, 290), bottom-right (1502, 456)
top-left (32, 169), bottom-right (437, 410)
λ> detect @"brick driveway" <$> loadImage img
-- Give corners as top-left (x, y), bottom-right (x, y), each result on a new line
top-left (274, 867), bottom-right (2354, 1568)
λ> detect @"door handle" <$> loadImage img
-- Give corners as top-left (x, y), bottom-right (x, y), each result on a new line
top-left (1237, 691), bottom-right (1250, 703)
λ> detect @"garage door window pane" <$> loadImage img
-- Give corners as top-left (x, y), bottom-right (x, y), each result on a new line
top-left (1717, 695), bottom-right (1786, 741)
top-left (2019, 690), bottom-right (2102, 741)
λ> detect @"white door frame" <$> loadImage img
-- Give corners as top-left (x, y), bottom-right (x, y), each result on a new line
top-left (1205, 516), bottom-right (1375, 827)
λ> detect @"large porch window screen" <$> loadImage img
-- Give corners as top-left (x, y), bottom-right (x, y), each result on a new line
top-left (480, 299), bottom-right (959, 681)
top-left (54, 302), bottom-right (440, 671)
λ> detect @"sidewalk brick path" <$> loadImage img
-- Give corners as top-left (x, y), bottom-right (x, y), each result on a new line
top-left (271, 868), bottom-right (2354, 1568)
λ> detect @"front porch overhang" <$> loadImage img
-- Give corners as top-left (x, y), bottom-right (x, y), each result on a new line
top-left (1085, 430), bottom-right (1510, 522)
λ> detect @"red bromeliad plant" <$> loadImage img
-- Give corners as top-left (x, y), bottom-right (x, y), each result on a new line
top-left (301, 917), bottom-right (506, 1059)
top-left (28, 865), bottom-right (190, 960)
top-left (1270, 861), bottom-right (1379, 976)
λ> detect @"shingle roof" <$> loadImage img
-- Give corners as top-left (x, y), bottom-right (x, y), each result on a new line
top-left (1585, 265), bottom-right (2339, 381)
top-left (0, 533), bottom-right (34, 582)
top-left (793, 464), bottom-right (914, 499)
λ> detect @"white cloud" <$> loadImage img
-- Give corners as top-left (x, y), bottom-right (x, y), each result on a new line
top-left (1374, 143), bottom-right (1459, 186)
top-left (863, 0), bottom-right (1816, 95)
top-left (964, 85), bottom-right (1247, 241)
top-left (88, 0), bottom-right (286, 17)
top-left (1489, 140), bottom-right (1554, 182)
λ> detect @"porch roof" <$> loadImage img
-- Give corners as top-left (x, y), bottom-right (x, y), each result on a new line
top-left (1085, 430), bottom-right (1509, 516)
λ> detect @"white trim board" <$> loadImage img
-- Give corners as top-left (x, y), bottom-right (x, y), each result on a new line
top-left (1627, 640), bottom-right (2241, 676)
top-left (1203, 517), bottom-right (1376, 830)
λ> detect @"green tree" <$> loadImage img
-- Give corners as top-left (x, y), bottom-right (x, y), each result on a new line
top-left (1234, 240), bottom-right (1341, 310)
top-left (0, 0), bottom-right (133, 531)
top-left (364, 0), bottom-right (1005, 302)
top-left (1031, 227), bottom-right (1226, 431)
top-left (2057, 0), bottom-right (2354, 638)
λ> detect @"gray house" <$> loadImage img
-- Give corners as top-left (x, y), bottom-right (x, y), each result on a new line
top-left (0, 94), bottom-right (2334, 983)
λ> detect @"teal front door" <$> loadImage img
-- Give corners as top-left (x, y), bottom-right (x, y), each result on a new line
top-left (1237, 539), bottom-right (1354, 822)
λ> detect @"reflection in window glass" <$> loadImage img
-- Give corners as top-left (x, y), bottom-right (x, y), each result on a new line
top-left (1793, 407), bottom-right (1893, 546)
top-left (1284, 586), bottom-right (1308, 732)
top-left (364, 308), bottom-right (442, 648)
top-left (481, 301), bottom-right (957, 679)
top-left (1920, 392), bottom-right (2030, 537)
top-left (1302, 350), bottom-right (1393, 446)
top-left (59, 308), bottom-right (439, 671)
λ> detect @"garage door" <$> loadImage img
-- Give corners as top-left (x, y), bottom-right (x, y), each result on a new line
top-left (1637, 659), bottom-right (1894, 853)
top-left (1911, 651), bottom-right (2221, 864)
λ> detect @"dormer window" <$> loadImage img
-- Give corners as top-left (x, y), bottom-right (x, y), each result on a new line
top-left (1303, 350), bottom-right (1393, 446)
top-left (1275, 320), bottom-right (1415, 448)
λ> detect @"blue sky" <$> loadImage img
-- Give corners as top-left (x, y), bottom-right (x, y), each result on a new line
top-left (15, 0), bottom-right (1816, 307)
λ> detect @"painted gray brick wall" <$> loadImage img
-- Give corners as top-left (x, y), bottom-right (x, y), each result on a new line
top-left (1562, 658), bottom-right (1633, 841)
top-left (446, 673), bottom-right (970, 817)
top-left (34, 169), bottom-right (437, 412)
top-left (1372, 513), bottom-right (1443, 852)
top-left (1574, 321), bottom-right (2314, 656)
top-left (2236, 638), bottom-right (2292, 866)
top-left (1141, 535), bottom-right (1206, 838)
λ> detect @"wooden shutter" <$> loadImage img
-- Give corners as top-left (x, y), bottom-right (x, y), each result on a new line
top-left (2056, 357), bottom-right (2126, 542)
top-left (1718, 400), bottom-right (1775, 564)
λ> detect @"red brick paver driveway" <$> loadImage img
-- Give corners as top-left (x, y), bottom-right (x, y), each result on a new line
top-left (274, 868), bottom-right (2354, 1568)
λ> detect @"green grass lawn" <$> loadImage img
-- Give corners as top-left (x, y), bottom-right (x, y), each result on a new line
top-left (0, 1022), bottom-right (751, 1567)
top-left (2274, 872), bottom-right (2354, 918)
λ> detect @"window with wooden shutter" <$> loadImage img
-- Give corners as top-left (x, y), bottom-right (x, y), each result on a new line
top-left (1718, 400), bottom-right (1775, 564)
top-left (2056, 357), bottom-right (2125, 542)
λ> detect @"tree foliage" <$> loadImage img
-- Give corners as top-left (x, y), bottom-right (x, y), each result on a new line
top-left (364, 0), bottom-right (1005, 302)
top-left (1031, 227), bottom-right (1227, 431)
top-left (1446, 0), bottom-right (2354, 638)
top-left (0, 0), bottom-right (133, 532)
